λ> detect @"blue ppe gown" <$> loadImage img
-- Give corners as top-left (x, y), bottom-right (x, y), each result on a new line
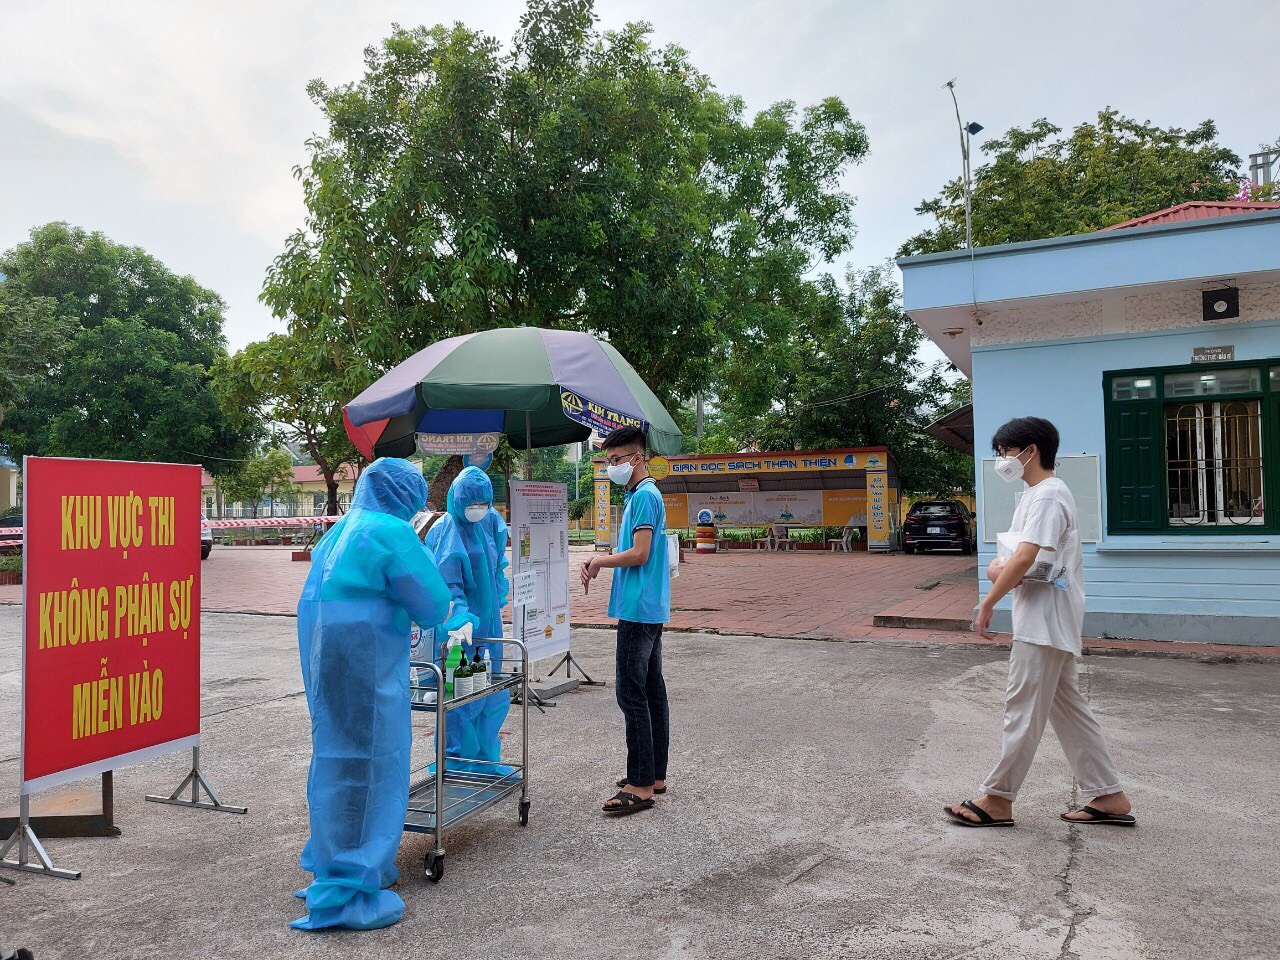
top-left (294, 458), bottom-right (452, 932)
top-left (423, 466), bottom-right (511, 770)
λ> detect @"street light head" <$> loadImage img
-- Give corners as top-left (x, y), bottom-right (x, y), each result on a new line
top-left (966, 122), bottom-right (984, 136)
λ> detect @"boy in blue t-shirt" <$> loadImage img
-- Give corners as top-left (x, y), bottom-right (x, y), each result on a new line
top-left (581, 426), bottom-right (671, 817)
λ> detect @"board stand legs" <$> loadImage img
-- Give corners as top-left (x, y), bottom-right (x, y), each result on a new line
top-left (145, 746), bottom-right (247, 815)
top-left (546, 651), bottom-right (605, 686)
top-left (0, 795), bottom-right (81, 880)
top-left (519, 687), bottom-right (554, 712)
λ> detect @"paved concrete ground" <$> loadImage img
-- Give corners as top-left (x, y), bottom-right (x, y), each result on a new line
top-left (3, 606), bottom-right (1278, 959)
top-left (0, 543), bottom-right (983, 636)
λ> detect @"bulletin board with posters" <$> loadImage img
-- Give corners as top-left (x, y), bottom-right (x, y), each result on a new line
top-left (509, 480), bottom-right (571, 661)
top-left (20, 457), bottom-right (203, 794)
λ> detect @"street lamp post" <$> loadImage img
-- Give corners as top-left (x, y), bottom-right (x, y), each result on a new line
top-left (944, 80), bottom-right (982, 250)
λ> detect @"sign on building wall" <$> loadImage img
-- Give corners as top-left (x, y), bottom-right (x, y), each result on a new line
top-left (866, 466), bottom-right (891, 549)
top-left (21, 458), bottom-right (202, 794)
top-left (1191, 345), bottom-right (1234, 363)
top-left (980, 455), bottom-right (1103, 543)
top-left (663, 490), bottom-right (866, 529)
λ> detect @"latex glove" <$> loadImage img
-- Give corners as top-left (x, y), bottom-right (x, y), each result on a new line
top-left (443, 610), bottom-right (479, 637)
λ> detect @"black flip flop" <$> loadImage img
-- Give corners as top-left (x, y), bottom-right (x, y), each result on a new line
top-left (944, 799), bottom-right (1015, 828)
top-left (602, 790), bottom-right (654, 816)
top-left (617, 777), bottom-right (667, 794)
top-left (1061, 805), bottom-right (1136, 827)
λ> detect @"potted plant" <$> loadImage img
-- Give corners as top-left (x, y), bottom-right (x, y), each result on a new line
top-left (0, 554), bottom-right (21, 585)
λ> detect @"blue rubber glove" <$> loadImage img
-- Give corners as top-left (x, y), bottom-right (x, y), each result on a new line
top-left (442, 609), bottom-right (480, 634)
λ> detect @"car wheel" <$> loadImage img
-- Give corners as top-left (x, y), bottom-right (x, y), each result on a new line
top-left (201, 544), bottom-right (211, 560)
top-left (960, 538), bottom-right (972, 556)
top-left (903, 543), bottom-right (915, 555)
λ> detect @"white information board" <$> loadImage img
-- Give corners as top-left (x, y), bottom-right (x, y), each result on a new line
top-left (511, 569), bottom-right (538, 608)
top-left (980, 455), bottom-right (1103, 543)
top-left (509, 480), bottom-right (571, 661)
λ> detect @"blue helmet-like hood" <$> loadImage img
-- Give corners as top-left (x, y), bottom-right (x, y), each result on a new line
top-left (350, 458), bottom-right (428, 522)
top-left (446, 466), bottom-right (494, 523)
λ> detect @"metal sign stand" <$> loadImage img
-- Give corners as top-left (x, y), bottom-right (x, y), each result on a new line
top-left (546, 650), bottom-right (603, 686)
top-left (145, 746), bottom-right (247, 815)
top-left (0, 795), bottom-right (81, 880)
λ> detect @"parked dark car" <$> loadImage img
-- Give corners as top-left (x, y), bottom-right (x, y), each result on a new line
top-left (901, 499), bottom-right (976, 555)
top-left (0, 515), bottom-right (21, 556)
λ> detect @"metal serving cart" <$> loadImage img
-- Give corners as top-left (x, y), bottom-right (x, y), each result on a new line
top-left (406, 637), bottom-right (530, 883)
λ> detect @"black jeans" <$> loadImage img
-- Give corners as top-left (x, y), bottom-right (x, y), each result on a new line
top-left (615, 620), bottom-right (669, 789)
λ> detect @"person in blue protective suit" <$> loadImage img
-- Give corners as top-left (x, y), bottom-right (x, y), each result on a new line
top-left (424, 466), bottom-right (511, 771)
top-left (293, 457), bottom-right (453, 932)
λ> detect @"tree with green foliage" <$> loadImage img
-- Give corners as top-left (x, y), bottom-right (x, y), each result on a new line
top-left (0, 223), bottom-right (254, 471)
top-left (899, 109), bottom-right (1243, 256)
top-left (218, 448), bottom-right (295, 518)
top-left (711, 266), bottom-right (974, 496)
top-left (213, 333), bottom-right (357, 517)
top-left (0, 284), bottom-right (72, 429)
top-left (262, 0), bottom-right (867, 412)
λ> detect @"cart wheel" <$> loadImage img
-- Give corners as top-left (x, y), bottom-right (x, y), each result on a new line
top-left (519, 799), bottom-right (530, 827)
top-left (425, 851), bottom-right (444, 883)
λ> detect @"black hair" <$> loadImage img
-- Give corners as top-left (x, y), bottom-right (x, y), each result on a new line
top-left (991, 417), bottom-right (1058, 469)
top-left (600, 425), bottom-right (647, 452)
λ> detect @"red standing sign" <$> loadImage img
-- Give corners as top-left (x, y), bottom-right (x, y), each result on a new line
top-left (21, 458), bottom-right (202, 793)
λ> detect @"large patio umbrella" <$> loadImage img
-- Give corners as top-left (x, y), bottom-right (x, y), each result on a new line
top-left (343, 327), bottom-right (683, 461)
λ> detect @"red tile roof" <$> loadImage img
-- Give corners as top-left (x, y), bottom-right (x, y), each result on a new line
top-left (1103, 201), bottom-right (1280, 231)
top-left (290, 464), bottom-right (354, 484)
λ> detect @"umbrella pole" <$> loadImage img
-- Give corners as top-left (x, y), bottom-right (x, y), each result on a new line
top-left (525, 411), bottom-right (533, 481)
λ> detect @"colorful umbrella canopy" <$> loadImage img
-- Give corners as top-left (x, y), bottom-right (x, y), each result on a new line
top-left (343, 327), bottom-right (683, 460)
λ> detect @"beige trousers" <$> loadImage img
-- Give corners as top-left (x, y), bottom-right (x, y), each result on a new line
top-left (982, 640), bottom-right (1123, 801)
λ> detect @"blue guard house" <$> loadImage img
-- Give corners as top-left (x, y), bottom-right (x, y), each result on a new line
top-left (899, 201), bottom-right (1280, 645)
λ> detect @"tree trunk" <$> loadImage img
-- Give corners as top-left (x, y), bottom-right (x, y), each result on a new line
top-left (426, 455), bottom-right (464, 512)
top-left (325, 476), bottom-right (339, 517)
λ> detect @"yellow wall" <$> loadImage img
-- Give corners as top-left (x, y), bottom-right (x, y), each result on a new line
top-left (663, 490), bottom-right (870, 529)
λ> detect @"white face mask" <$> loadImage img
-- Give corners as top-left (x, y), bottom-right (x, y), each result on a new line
top-left (606, 455), bottom-right (637, 487)
top-left (464, 504), bottom-right (488, 523)
top-left (994, 448), bottom-right (1034, 484)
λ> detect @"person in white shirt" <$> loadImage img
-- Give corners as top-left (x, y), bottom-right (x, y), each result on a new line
top-left (946, 417), bottom-right (1136, 829)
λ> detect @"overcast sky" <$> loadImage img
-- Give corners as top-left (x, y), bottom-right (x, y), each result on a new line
top-left (2, 0), bottom-right (1276, 352)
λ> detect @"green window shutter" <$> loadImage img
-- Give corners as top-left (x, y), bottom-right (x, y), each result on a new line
top-left (1106, 400), bottom-right (1163, 531)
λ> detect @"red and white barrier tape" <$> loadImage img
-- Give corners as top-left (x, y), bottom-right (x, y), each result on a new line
top-left (0, 516), bottom-right (343, 539)
top-left (205, 516), bottom-right (341, 529)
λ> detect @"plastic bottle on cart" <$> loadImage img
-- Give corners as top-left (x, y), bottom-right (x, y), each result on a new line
top-left (482, 648), bottom-right (493, 684)
top-left (445, 639), bottom-right (463, 698)
top-left (455, 655), bottom-right (473, 698)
